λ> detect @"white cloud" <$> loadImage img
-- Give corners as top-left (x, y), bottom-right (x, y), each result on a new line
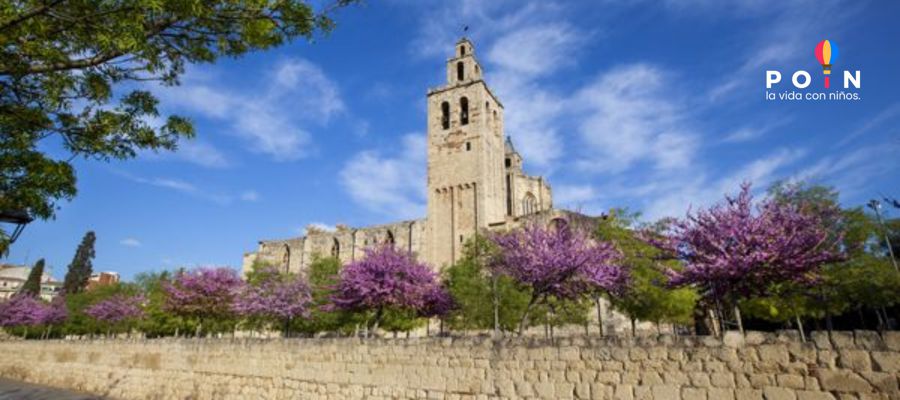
top-left (157, 58), bottom-right (344, 161)
top-left (554, 184), bottom-right (597, 207)
top-left (120, 238), bottom-right (142, 247)
top-left (177, 140), bottom-right (230, 168)
top-left (240, 190), bottom-right (260, 202)
top-left (119, 172), bottom-right (233, 205)
top-left (340, 133), bottom-right (427, 220)
top-left (300, 222), bottom-right (337, 235)
top-left (574, 64), bottom-right (697, 173)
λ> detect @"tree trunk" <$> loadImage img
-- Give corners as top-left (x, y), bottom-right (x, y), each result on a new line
top-left (795, 315), bottom-right (806, 342)
top-left (734, 305), bottom-right (745, 336)
top-left (517, 295), bottom-right (539, 336)
top-left (371, 308), bottom-right (384, 338)
top-left (492, 274), bottom-right (500, 337)
top-left (631, 318), bottom-right (636, 337)
top-left (594, 295), bottom-right (604, 337)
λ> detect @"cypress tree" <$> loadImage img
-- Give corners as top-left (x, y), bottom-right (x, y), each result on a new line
top-left (62, 231), bottom-right (96, 294)
top-left (19, 259), bottom-right (45, 297)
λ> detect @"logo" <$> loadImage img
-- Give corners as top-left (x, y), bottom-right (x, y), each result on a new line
top-left (764, 39), bottom-right (861, 102)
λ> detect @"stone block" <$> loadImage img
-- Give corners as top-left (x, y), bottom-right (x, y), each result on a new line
top-left (711, 372), bottom-right (736, 388)
top-left (724, 332), bottom-right (746, 348)
top-left (854, 331), bottom-right (884, 350)
top-left (758, 345), bottom-right (790, 365)
top-left (650, 385), bottom-right (679, 400)
top-left (763, 386), bottom-right (797, 400)
top-left (838, 350), bottom-right (872, 371)
top-left (613, 384), bottom-right (634, 400)
top-left (533, 382), bottom-right (555, 399)
top-left (871, 351), bottom-right (900, 372)
top-left (816, 370), bottom-right (873, 393)
top-left (883, 332), bottom-right (900, 351)
top-left (829, 332), bottom-right (855, 349)
top-left (709, 387), bottom-right (736, 400)
top-left (796, 391), bottom-right (836, 400)
top-left (858, 371), bottom-right (898, 394)
top-left (682, 387), bottom-right (708, 400)
top-left (776, 374), bottom-right (806, 390)
top-left (735, 388), bottom-right (764, 400)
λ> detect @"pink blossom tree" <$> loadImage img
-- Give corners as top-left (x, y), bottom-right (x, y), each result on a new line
top-left (85, 294), bottom-right (145, 336)
top-left (0, 294), bottom-right (66, 338)
top-left (233, 265), bottom-right (312, 336)
top-left (491, 222), bottom-right (626, 335)
top-left (331, 245), bottom-right (451, 335)
top-left (649, 183), bottom-right (843, 334)
top-left (164, 267), bottom-right (244, 336)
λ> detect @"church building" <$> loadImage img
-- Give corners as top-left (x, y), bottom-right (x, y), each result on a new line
top-left (243, 38), bottom-right (590, 274)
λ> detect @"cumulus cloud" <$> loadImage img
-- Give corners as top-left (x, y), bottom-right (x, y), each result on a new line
top-left (120, 238), bottom-right (142, 247)
top-left (574, 64), bottom-right (697, 173)
top-left (157, 59), bottom-right (344, 161)
top-left (340, 133), bottom-right (427, 220)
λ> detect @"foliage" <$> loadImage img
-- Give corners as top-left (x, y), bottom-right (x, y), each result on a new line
top-left (597, 210), bottom-right (698, 330)
top-left (0, 294), bottom-right (48, 328)
top-left (331, 245), bottom-right (450, 331)
top-left (443, 236), bottom-right (531, 333)
top-left (84, 294), bottom-right (145, 327)
top-left (164, 267), bottom-right (243, 335)
top-left (234, 265), bottom-right (311, 334)
top-left (133, 270), bottom-right (194, 337)
top-left (651, 183), bottom-right (843, 307)
top-left (491, 222), bottom-right (625, 334)
top-left (20, 258), bottom-right (44, 297)
top-left (61, 282), bottom-right (137, 336)
top-left (291, 255), bottom-right (360, 335)
top-left (0, 0), bottom-right (359, 251)
top-left (62, 231), bottom-right (96, 294)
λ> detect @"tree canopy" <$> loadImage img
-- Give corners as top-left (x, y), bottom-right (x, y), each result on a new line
top-left (0, 0), bottom-right (358, 252)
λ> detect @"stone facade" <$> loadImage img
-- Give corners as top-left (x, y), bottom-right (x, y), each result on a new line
top-left (243, 38), bottom-right (559, 275)
top-left (0, 331), bottom-right (898, 399)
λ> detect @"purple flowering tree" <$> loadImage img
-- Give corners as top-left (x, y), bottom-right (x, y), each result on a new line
top-left (0, 294), bottom-right (66, 338)
top-left (331, 245), bottom-right (451, 334)
top-left (85, 294), bottom-right (145, 336)
top-left (164, 267), bottom-right (244, 336)
top-left (491, 222), bottom-right (625, 335)
top-left (233, 265), bottom-right (312, 336)
top-left (649, 183), bottom-right (843, 334)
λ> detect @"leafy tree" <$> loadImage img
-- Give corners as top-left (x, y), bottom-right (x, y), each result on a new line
top-left (0, 0), bottom-right (358, 251)
top-left (61, 281), bottom-right (137, 336)
top-left (491, 223), bottom-right (626, 335)
top-left (164, 267), bottom-right (244, 336)
top-left (443, 236), bottom-right (530, 334)
top-left (597, 210), bottom-right (698, 336)
top-left (84, 294), bottom-right (145, 336)
top-left (290, 255), bottom-right (361, 336)
top-left (650, 183), bottom-right (843, 334)
top-left (530, 296), bottom-right (593, 338)
top-left (234, 265), bottom-right (311, 336)
top-left (19, 258), bottom-right (45, 297)
top-left (62, 231), bottom-right (96, 294)
top-left (134, 270), bottom-right (193, 337)
top-left (331, 245), bottom-right (450, 335)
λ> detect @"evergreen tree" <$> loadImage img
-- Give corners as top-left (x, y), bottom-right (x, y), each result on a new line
top-left (19, 258), bottom-right (45, 297)
top-left (63, 231), bottom-right (96, 294)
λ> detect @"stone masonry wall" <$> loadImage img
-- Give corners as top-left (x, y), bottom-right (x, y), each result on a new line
top-left (0, 331), bottom-right (897, 400)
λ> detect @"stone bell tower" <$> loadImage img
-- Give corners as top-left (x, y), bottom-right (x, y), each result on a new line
top-left (425, 38), bottom-right (506, 269)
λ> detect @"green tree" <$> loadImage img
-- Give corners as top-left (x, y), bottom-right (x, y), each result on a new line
top-left (134, 270), bottom-right (194, 338)
top-left (598, 209), bottom-right (699, 335)
top-left (443, 235), bottom-right (531, 334)
top-left (292, 255), bottom-right (361, 336)
top-left (61, 281), bottom-right (138, 336)
top-left (0, 0), bottom-right (358, 252)
top-left (62, 231), bottom-right (95, 294)
top-left (19, 258), bottom-right (44, 297)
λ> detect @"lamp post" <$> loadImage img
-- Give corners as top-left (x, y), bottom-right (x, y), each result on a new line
top-left (0, 209), bottom-right (33, 245)
top-left (867, 200), bottom-right (899, 272)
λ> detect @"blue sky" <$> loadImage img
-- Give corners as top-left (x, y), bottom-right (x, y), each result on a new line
top-left (6, 0), bottom-right (899, 280)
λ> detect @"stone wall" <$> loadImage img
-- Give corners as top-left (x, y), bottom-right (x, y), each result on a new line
top-left (0, 331), bottom-right (897, 400)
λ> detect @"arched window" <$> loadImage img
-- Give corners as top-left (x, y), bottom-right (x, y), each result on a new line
top-left (460, 97), bottom-right (469, 125)
top-left (457, 61), bottom-right (464, 81)
top-left (522, 192), bottom-right (537, 215)
top-left (282, 245), bottom-right (291, 273)
top-left (385, 231), bottom-right (395, 246)
top-left (440, 101), bottom-right (450, 130)
top-left (459, 45), bottom-right (466, 57)
top-left (331, 237), bottom-right (340, 259)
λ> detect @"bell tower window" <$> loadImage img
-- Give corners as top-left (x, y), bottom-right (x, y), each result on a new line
top-left (441, 101), bottom-right (450, 130)
top-left (460, 45), bottom-right (466, 56)
top-left (457, 61), bottom-right (464, 81)
top-left (460, 97), bottom-right (469, 125)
